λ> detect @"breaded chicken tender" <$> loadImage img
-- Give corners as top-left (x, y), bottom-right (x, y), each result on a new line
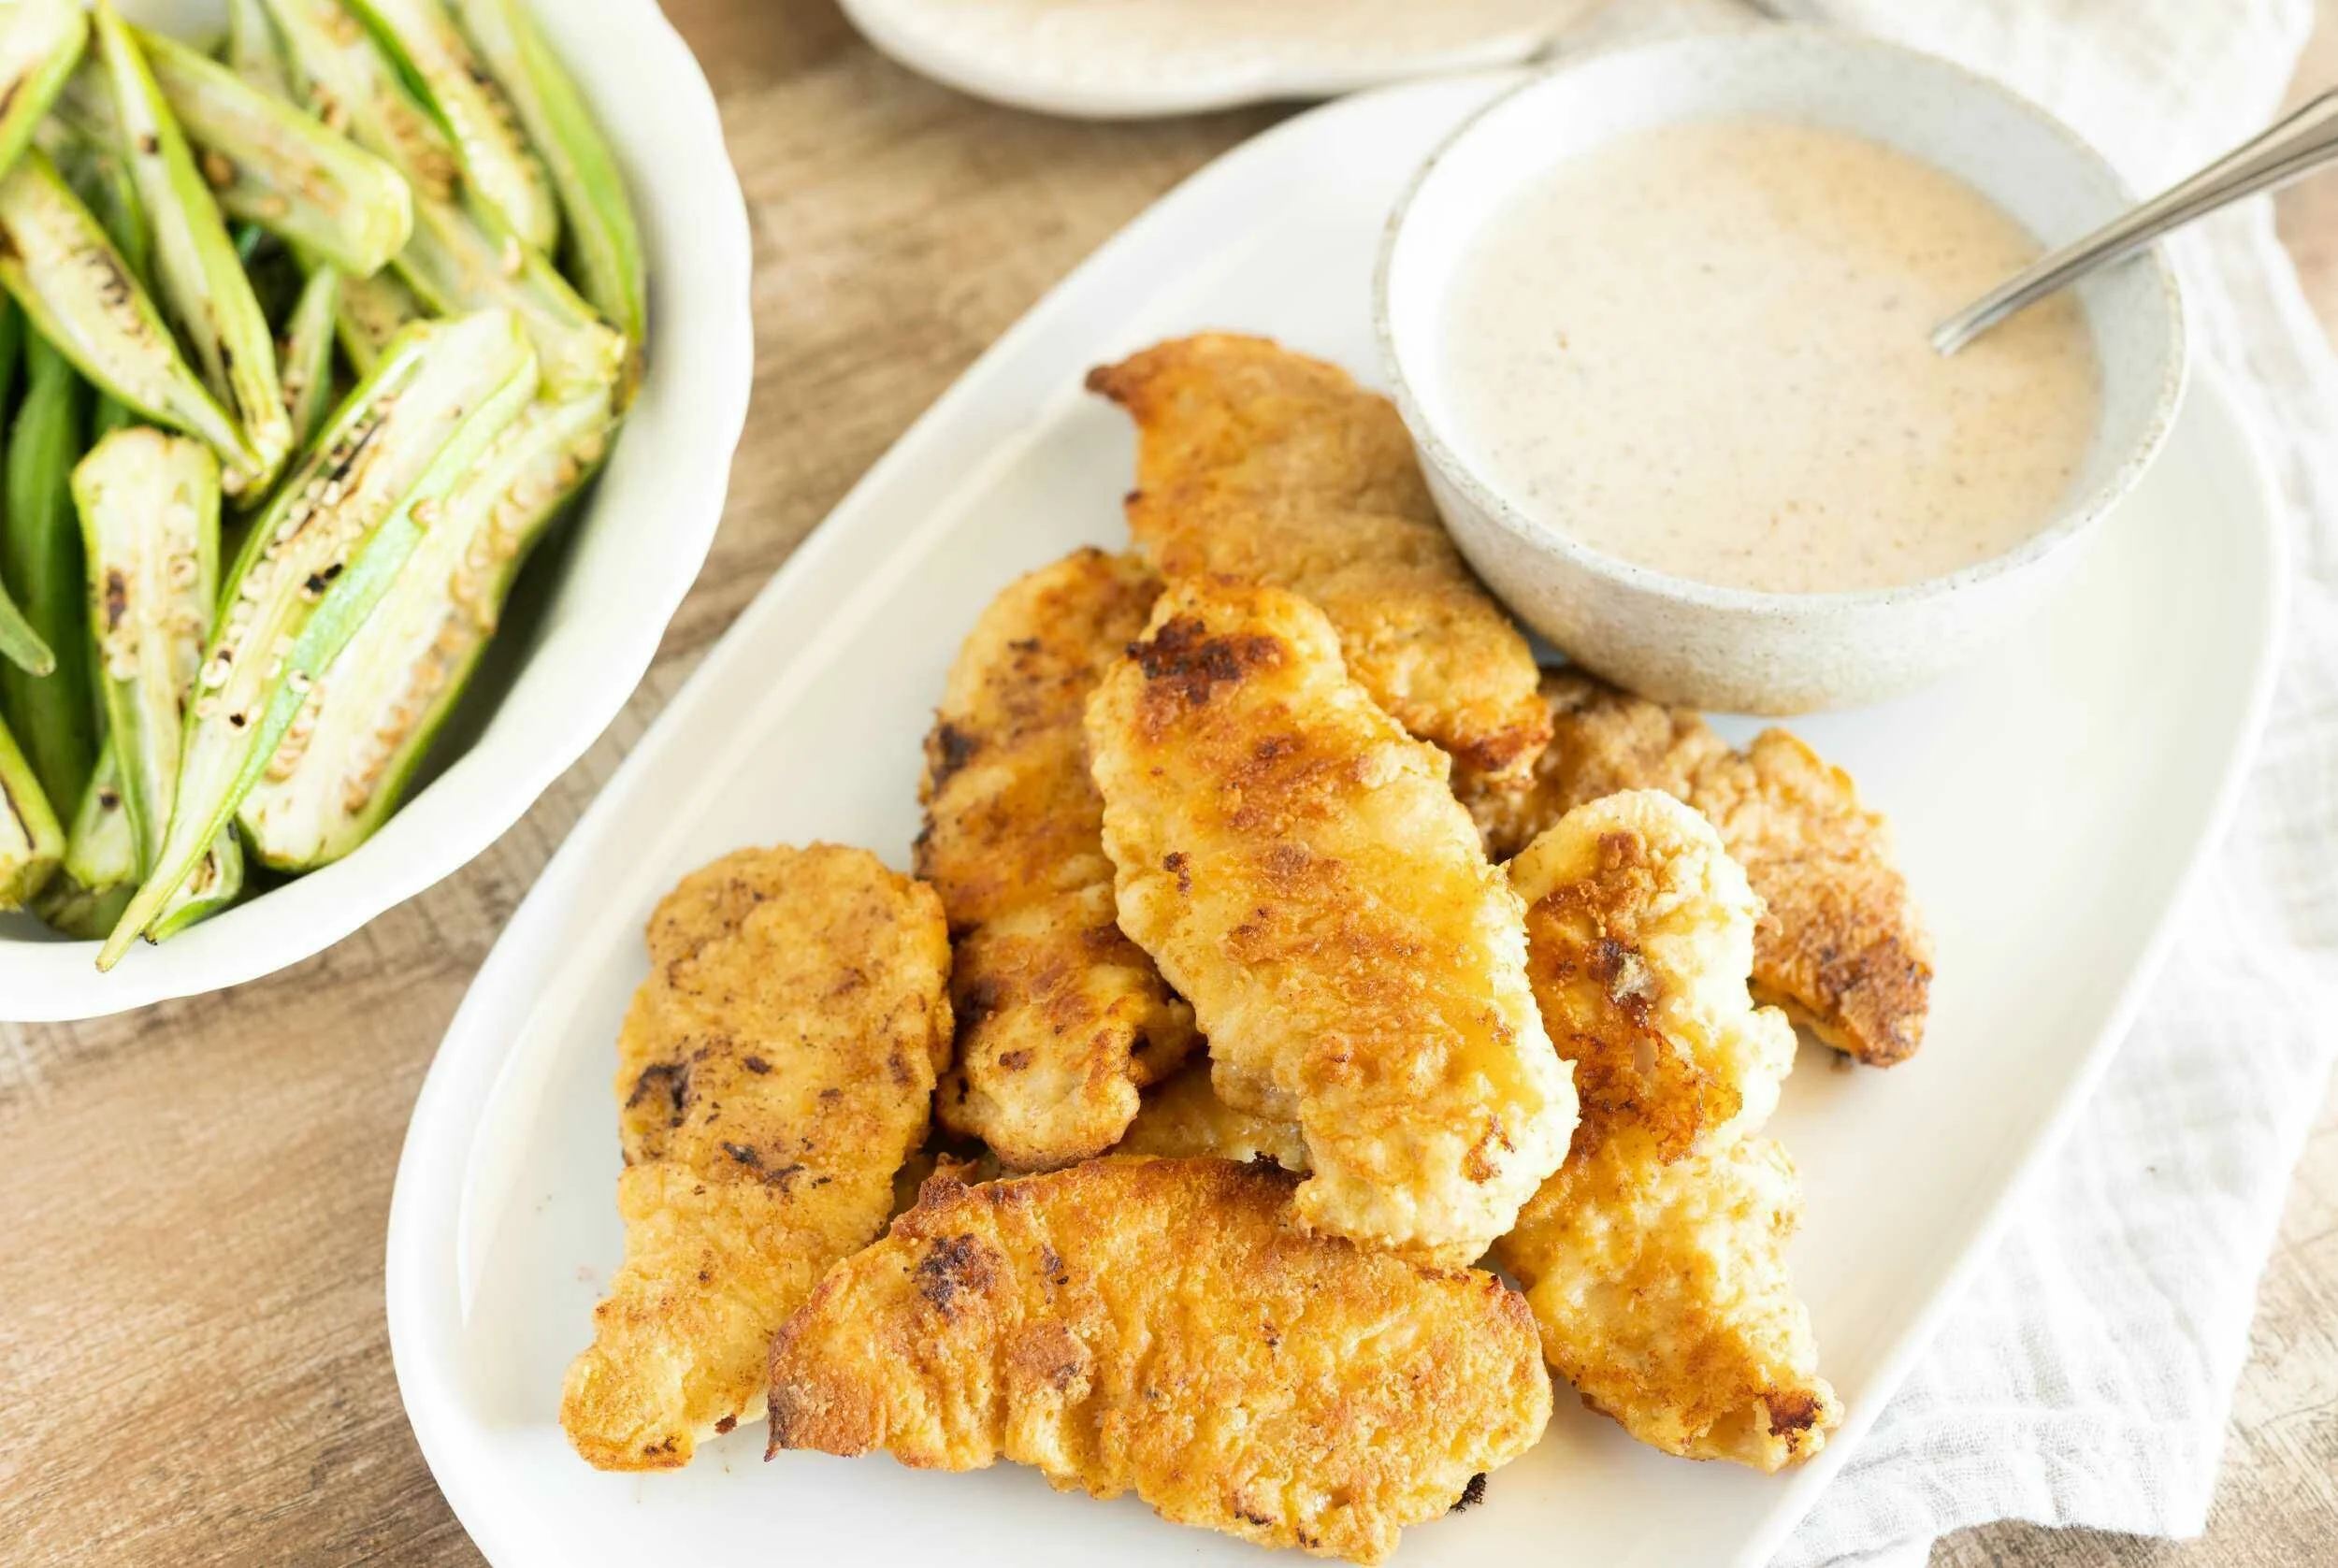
top-left (916, 549), bottom-right (1197, 1169)
top-left (766, 1158), bottom-right (1551, 1563)
top-left (560, 845), bottom-right (953, 1471)
top-left (1085, 580), bottom-right (1575, 1266)
top-left (1087, 333), bottom-right (1550, 782)
top-left (1116, 1062), bottom-right (1312, 1172)
top-left (1494, 792), bottom-right (1840, 1470)
top-left (1463, 669), bottom-right (1932, 1065)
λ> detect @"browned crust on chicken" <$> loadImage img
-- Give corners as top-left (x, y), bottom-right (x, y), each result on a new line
top-left (561, 844), bottom-right (952, 1470)
top-left (1463, 669), bottom-right (1933, 1065)
top-left (1087, 333), bottom-right (1550, 782)
top-left (916, 549), bottom-right (1198, 1169)
top-left (766, 1157), bottom-right (1551, 1563)
top-left (1084, 579), bottom-right (1576, 1266)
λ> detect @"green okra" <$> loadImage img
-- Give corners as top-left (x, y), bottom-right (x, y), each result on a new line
top-left (126, 27), bottom-right (413, 279)
top-left (279, 264), bottom-right (342, 451)
top-left (0, 336), bottom-right (94, 810)
top-left (0, 709), bottom-right (62, 907)
top-left (99, 308), bottom-right (538, 967)
top-left (455, 0), bottom-right (643, 404)
top-left (0, 149), bottom-right (263, 487)
top-left (74, 428), bottom-right (249, 937)
top-left (334, 262), bottom-right (424, 374)
top-left (76, 427), bottom-right (219, 870)
top-left (37, 743), bottom-right (137, 938)
top-left (63, 741), bottom-right (135, 891)
top-left (263, 0), bottom-right (616, 395)
top-left (0, 0), bottom-right (90, 191)
top-left (241, 381), bottom-right (611, 867)
top-left (350, 0), bottom-right (556, 252)
top-left (0, 300), bottom-right (54, 679)
top-left (225, 0), bottom-right (299, 106)
top-left (92, 3), bottom-right (292, 495)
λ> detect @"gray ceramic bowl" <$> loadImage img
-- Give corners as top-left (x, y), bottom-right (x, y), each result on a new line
top-left (1377, 27), bottom-right (2186, 714)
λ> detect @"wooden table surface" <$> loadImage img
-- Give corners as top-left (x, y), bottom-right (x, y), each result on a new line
top-left (3, 4), bottom-right (2334, 1564)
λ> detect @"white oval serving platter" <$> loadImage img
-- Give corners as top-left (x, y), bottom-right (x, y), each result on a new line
top-left (0, 0), bottom-right (753, 1022)
top-left (387, 72), bottom-right (2287, 1568)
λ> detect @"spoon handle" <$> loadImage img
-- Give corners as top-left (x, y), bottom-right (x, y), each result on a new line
top-left (1932, 87), bottom-right (2338, 353)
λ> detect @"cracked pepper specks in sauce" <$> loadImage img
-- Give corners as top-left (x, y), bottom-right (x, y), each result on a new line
top-left (1442, 119), bottom-right (2102, 595)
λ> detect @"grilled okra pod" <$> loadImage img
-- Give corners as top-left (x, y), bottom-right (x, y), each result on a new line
top-left (91, 3), bottom-right (292, 494)
top-left (0, 711), bottom-right (62, 908)
top-left (0, 149), bottom-right (262, 484)
top-left (280, 264), bottom-right (343, 451)
top-left (125, 27), bottom-right (413, 278)
top-left (334, 262), bottom-right (422, 375)
top-left (455, 0), bottom-right (643, 404)
top-left (99, 309), bottom-right (539, 966)
top-left (242, 382), bottom-right (612, 867)
top-left (263, 0), bottom-right (616, 394)
top-left (0, 0), bottom-right (91, 189)
top-left (1, 336), bottom-right (94, 809)
top-left (349, 0), bottom-right (555, 252)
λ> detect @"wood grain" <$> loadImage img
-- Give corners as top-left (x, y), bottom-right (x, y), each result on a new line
top-left (0, 4), bottom-right (2331, 1565)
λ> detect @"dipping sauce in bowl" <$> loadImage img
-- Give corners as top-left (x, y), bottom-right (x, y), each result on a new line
top-left (1442, 118), bottom-right (2102, 595)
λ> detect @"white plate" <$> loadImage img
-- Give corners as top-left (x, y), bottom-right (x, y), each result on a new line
top-left (387, 74), bottom-right (2286, 1568)
top-left (0, 0), bottom-right (753, 1021)
top-left (838, 0), bottom-right (1592, 118)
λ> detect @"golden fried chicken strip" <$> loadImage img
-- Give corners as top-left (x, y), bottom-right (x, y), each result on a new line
top-left (1494, 792), bottom-right (1840, 1470)
top-left (1087, 333), bottom-right (1550, 782)
top-left (767, 1158), bottom-right (1551, 1564)
top-left (1086, 579), bottom-right (1575, 1266)
top-left (560, 845), bottom-right (952, 1471)
top-left (916, 549), bottom-right (1197, 1170)
top-left (1116, 1062), bottom-right (1313, 1172)
top-left (1463, 669), bottom-right (1933, 1065)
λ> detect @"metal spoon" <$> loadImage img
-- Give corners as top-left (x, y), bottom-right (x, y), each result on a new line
top-left (1933, 88), bottom-right (2338, 353)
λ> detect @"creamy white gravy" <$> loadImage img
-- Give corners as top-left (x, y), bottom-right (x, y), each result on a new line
top-left (1441, 119), bottom-right (2101, 595)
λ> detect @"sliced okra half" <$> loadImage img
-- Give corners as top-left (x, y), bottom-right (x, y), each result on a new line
top-left (74, 426), bottom-right (243, 928)
top-left (0, 149), bottom-right (262, 484)
top-left (455, 0), bottom-right (644, 402)
top-left (0, 0), bottom-right (91, 189)
top-left (127, 26), bottom-right (413, 279)
top-left (225, 0), bottom-right (299, 106)
top-left (263, 0), bottom-right (616, 395)
top-left (99, 308), bottom-right (540, 967)
top-left (350, 0), bottom-right (556, 252)
top-left (335, 262), bottom-right (425, 376)
top-left (0, 711), bottom-right (63, 909)
top-left (243, 382), bottom-right (613, 868)
top-left (91, 3), bottom-right (292, 494)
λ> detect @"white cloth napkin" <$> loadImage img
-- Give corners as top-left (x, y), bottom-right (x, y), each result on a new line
top-left (1715, 2), bottom-right (2338, 1563)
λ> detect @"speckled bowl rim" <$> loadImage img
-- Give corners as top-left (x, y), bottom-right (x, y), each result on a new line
top-left (1374, 24), bottom-right (2189, 617)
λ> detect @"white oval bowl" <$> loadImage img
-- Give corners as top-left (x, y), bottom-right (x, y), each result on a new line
top-left (0, 0), bottom-right (753, 1022)
top-left (1377, 27), bottom-right (2186, 714)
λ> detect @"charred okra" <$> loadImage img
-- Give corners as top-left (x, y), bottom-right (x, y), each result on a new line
top-left (0, 303), bottom-right (56, 679)
top-left (99, 309), bottom-right (538, 965)
top-left (263, 0), bottom-right (618, 394)
top-left (350, 0), bottom-right (556, 252)
top-left (91, 3), bottom-right (292, 493)
top-left (455, 0), bottom-right (643, 403)
top-left (0, 711), bottom-right (62, 909)
top-left (128, 27), bottom-right (413, 279)
top-left (242, 383), bottom-right (612, 867)
top-left (0, 149), bottom-right (262, 485)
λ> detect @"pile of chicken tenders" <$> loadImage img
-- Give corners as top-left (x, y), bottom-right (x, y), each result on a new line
top-left (556, 334), bottom-right (1936, 1563)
